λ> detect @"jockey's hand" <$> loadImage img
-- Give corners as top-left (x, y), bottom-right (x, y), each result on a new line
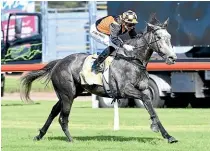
top-left (123, 44), bottom-right (134, 51)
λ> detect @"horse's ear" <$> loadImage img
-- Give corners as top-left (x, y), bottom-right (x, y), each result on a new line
top-left (147, 23), bottom-right (155, 31)
top-left (163, 18), bottom-right (169, 28)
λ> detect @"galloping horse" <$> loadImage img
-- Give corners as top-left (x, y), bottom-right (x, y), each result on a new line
top-left (21, 15), bottom-right (178, 143)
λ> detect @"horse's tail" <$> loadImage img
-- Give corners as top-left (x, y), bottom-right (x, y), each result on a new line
top-left (20, 59), bottom-right (60, 102)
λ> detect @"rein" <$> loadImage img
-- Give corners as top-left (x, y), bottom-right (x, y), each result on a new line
top-left (115, 53), bottom-right (146, 70)
top-left (114, 28), bottom-right (166, 70)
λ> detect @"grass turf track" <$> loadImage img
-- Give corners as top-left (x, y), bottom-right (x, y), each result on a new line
top-left (1, 100), bottom-right (210, 151)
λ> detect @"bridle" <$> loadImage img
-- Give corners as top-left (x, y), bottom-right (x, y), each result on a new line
top-left (134, 27), bottom-right (166, 57)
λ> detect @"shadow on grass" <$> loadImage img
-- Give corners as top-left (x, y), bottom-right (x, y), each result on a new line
top-left (1, 102), bottom-right (40, 107)
top-left (47, 135), bottom-right (162, 143)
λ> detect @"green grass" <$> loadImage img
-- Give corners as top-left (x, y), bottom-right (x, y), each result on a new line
top-left (5, 76), bottom-right (54, 93)
top-left (2, 100), bottom-right (210, 151)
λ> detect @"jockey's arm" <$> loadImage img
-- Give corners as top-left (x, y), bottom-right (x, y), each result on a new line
top-left (128, 28), bottom-right (137, 39)
top-left (109, 22), bottom-right (124, 48)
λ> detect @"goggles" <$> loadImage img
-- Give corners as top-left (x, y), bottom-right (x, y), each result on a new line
top-left (125, 23), bottom-right (136, 27)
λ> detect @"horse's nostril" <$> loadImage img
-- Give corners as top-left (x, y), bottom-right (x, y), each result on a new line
top-left (168, 56), bottom-right (173, 60)
top-left (168, 56), bottom-right (177, 61)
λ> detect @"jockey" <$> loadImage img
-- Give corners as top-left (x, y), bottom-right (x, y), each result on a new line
top-left (90, 10), bottom-right (138, 72)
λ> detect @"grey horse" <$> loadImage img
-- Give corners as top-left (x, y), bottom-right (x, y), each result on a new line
top-left (21, 16), bottom-right (178, 143)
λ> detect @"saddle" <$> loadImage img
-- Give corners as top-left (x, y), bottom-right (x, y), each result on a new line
top-left (79, 54), bottom-right (114, 86)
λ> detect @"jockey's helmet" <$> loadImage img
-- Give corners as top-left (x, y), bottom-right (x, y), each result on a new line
top-left (122, 10), bottom-right (138, 24)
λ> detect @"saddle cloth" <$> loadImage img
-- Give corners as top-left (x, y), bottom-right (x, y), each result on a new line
top-left (79, 54), bottom-right (114, 86)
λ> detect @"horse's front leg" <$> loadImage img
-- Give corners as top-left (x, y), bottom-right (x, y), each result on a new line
top-left (124, 83), bottom-right (178, 143)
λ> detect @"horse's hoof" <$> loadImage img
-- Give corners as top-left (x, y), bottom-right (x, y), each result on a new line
top-left (67, 139), bottom-right (74, 143)
top-left (150, 123), bottom-right (159, 133)
top-left (33, 136), bottom-right (41, 141)
top-left (168, 136), bottom-right (178, 144)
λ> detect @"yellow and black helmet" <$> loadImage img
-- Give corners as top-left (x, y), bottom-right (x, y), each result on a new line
top-left (122, 10), bottom-right (138, 24)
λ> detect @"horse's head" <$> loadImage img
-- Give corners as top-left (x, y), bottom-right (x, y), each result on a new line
top-left (144, 18), bottom-right (177, 64)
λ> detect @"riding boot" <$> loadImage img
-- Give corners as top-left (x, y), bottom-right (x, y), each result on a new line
top-left (92, 46), bottom-right (115, 73)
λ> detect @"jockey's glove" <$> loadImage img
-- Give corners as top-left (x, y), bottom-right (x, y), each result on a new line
top-left (123, 44), bottom-right (134, 51)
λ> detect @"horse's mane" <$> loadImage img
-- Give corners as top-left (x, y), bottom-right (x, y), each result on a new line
top-left (125, 13), bottom-right (164, 45)
top-left (148, 13), bottom-right (163, 26)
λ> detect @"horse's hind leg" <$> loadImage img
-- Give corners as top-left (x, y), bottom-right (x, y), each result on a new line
top-left (58, 93), bottom-right (74, 142)
top-left (57, 85), bottom-right (84, 142)
top-left (34, 100), bottom-right (61, 141)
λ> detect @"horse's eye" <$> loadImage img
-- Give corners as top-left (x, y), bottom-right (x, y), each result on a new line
top-left (157, 36), bottom-right (161, 39)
